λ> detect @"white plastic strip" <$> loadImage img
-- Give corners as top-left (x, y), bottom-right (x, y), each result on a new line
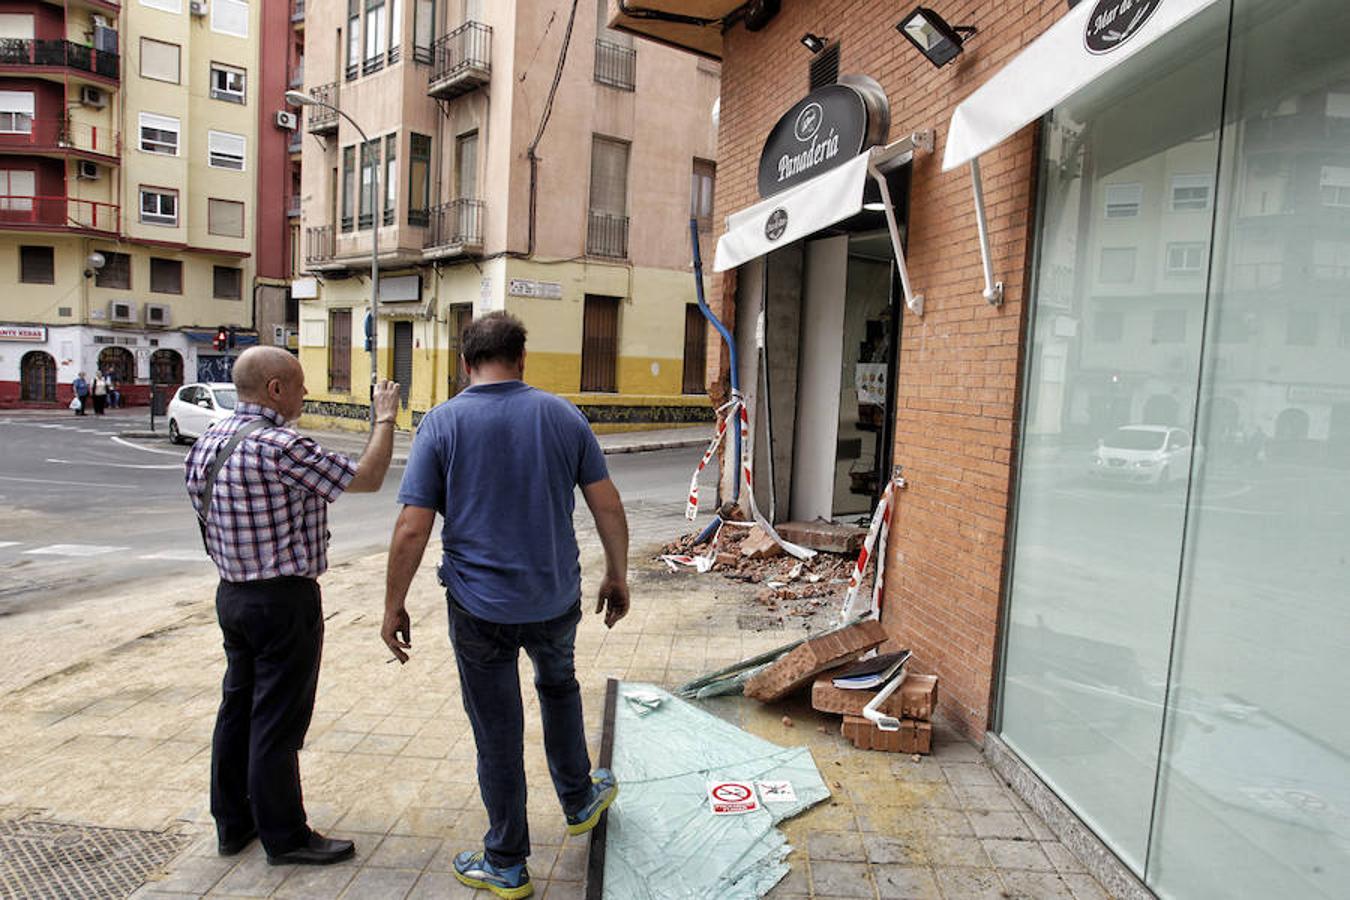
top-left (863, 670), bottom-right (908, 732)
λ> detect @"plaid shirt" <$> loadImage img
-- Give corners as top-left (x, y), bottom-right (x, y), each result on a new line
top-left (185, 403), bottom-right (357, 583)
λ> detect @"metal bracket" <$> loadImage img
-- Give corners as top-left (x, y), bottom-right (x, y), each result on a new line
top-left (891, 465), bottom-right (908, 488)
top-left (868, 166), bottom-right (924, 317)
top-left (911, 129), bottom-right (935, 154)
top-left (969, 158), bottom-right (1005, 307)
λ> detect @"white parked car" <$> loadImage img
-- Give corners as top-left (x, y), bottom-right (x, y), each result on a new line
top-left (167, 382), bottom-right (238, 443)
top-left (1091, 425), bottom-right (1197, 486)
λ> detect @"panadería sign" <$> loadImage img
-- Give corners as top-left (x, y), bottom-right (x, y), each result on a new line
top-left (757, 83), bottom-right (873, 198)
top-left (1085, 0), bottom-right (1165, 54)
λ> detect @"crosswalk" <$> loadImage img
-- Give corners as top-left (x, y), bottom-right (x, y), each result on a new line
top-left (0, 419), bottom-right (121, 436)
top-left (0, 541), bottom-right (209, 563)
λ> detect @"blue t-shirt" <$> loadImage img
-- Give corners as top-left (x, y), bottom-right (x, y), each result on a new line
top-left (397, 380), bottom-right (609, 624)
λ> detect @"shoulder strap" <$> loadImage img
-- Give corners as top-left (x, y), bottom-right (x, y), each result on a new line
top-left (197, 417), bottom-right (271, 546)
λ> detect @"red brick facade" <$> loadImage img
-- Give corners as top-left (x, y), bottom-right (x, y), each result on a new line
top-left (709, 1), bottom-right (1069, 740)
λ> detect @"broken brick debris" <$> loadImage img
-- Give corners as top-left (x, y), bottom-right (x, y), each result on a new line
top-left (810, 673), bottom-right (904, 718)
top-left (841, 715), bottom-right (932, 754)
top-left (898, 674), bottom-right (939, 721)
top-left (775, 520), bottom-right (867, 555)
top-left (739, 525), bottom-right (783, 560)
top-left (743, 620), bottom-right (888, 703)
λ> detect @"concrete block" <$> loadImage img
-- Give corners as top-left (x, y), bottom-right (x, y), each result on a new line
top-left (776, 520), bottom-right (867, 554)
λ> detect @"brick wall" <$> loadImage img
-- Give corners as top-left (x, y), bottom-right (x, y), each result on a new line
top-left (709, 0), bottom-right (1068, 740)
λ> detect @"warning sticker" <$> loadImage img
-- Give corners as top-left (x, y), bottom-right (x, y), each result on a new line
top-left (708, 781), bottom-right (760, 815)
top-left (755, 780), bottom-right (798, 803)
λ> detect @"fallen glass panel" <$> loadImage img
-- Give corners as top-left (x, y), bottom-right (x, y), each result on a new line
top-left (601, 682), bottom-right (830, 899)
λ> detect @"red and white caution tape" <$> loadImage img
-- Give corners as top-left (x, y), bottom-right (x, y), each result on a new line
top-left (684, 390), bottom-right (814, 561)
top-left (685, 398), bottom-right (737, 521)
top-left (839, 476), bottom-right (900, 622)
top-left (660, 522), bottom-right (723, 573)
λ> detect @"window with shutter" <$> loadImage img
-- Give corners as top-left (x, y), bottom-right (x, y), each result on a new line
top-left (393, 320), bottom-right (412, 407)
top-left (681, 304), bottom-right (707, 394)
top-left (150, 258), bottom-right (183, 294)
top-left (19, 245), bottom-right (54, 284)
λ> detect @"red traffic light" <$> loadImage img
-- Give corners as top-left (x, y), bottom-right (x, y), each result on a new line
top-left (214, 328), bottom-right (229, 352)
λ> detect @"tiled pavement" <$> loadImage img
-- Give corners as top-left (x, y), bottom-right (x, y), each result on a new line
top-left (0, 513), bottom-right (1114, 899)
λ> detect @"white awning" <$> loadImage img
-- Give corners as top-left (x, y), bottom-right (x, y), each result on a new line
top-left (713, 152), bottom-right (871, 273)
top-left (942, 0), bottom-right (1222, 172)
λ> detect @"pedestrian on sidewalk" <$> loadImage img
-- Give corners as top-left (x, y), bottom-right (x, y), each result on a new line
top-left (104, 368), bottom-right (120, 409)
top-left (91, 371), bottom-right (109, 415)
top-left (185, 346), bottom-right (402, 867)
top-left (383, 311), bottom-right (630, 900)
top-left (72, 372), bottom-right (89, 415)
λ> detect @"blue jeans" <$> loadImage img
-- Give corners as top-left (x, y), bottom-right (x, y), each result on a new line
top-left (448, 598), bottom-right (593, 867)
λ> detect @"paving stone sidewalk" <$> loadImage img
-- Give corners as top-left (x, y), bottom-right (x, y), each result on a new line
top-left (0, 516), bottom-right (1114, 899)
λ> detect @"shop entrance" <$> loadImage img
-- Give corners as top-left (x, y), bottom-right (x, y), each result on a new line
top-left (740, 213), bottom-right (905, 530)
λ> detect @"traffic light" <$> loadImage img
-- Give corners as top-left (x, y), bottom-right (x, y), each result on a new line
top-left (213, 327), bottom-right (229, 352)
top-left (227, 327), bottom-right (237, 349)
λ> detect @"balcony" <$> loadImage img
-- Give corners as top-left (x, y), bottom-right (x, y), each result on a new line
top-left (0, 39), bottom-right (119, 83)
top-left (0, 118), bottom-right (119, 161)
top-left (423, 198), bottom-right (484, 259)
top-left (0, 195), bottom-right (118, 235)
top-left (305, 224), bottom-right (337, 268)
top-left (306, 83), bottom-right (338, 133)
top-left (586, 211), bottom-right (628, 259)
top-left (288, 61), bottom-right (304, 88)
top-left (287, 196), bottom-right (301, 218)
top-left (287, 129), bottom-right (303, 154)
top-left (290, 0), bottom-right (305, 25)
top-left (594, 39), bottom-right (635, 91)
top-left (427, 22), bottom-right (491, 100)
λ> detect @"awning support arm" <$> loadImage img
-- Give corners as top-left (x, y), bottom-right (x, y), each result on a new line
top-left (868, 165), bottom-right (924, 318)
top-left (969, 158), bottom-right (1004, 306)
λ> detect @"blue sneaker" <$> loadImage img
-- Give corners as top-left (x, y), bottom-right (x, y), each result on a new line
top-left (565, 768), bottom-right (619, 836)
top-left (452, 850), bottom-right (533, 899)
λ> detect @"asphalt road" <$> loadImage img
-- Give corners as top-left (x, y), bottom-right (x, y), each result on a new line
top-left (0, 410), bottom-right (697, 617)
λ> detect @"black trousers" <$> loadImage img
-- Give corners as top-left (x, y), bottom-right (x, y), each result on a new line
top-left (212, 576), bottom-right (324, 856)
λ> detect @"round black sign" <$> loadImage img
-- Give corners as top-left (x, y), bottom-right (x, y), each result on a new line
top-left (757, 84), bottom-right (870, 199)
top-left (764, 208), bottom-right (788, 241)
top-left (1084, 0), bottom-right (1164, 54)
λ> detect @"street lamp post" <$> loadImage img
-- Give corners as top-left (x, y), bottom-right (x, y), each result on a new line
top-left (284, 89), bottom-right (380, 424)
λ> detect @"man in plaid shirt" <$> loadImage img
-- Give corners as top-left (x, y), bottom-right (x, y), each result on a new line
top-left (185, 346), bottom-right (400, 866)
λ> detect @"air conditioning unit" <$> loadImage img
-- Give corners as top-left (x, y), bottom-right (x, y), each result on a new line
top-left (76, 160), bottom-right (99, 180)
top-left (92, 14), bottom-right (109, 28)
top-left (275, 110), bottom-right (298, 130)
top-left (144, 303), bottom-right (172, 328)
top-left (79, 85), bottom-right (105, 108)
top-left (108, 300), bottom-right (137, 324)
top-left (190, 0), bottom-right (208, 15)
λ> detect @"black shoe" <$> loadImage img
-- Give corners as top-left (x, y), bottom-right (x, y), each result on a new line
top-left (266, 832), bottom-right (355, 866)
top-left (217, 828), bottom-right (258, 857)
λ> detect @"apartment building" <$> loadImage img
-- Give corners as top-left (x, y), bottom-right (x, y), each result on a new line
top-left (0, 0), bottom-right (276, 407)
top-left (293, 0), bottom-right (718, 430)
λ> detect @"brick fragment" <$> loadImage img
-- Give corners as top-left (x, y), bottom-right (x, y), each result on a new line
top-left (810, 673), bottom-right (902, 718)
top-left (841, 715), bottom-right (932, 754)
top-left (743, 620), bottom-right (888, 703)
top-left (898, 675), bottom-right (939, 721)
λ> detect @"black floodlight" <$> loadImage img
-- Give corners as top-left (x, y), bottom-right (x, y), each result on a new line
top-left (896, 6), bottom-right (976, 69)
top-left (800, 32), bottom-right (828, 54)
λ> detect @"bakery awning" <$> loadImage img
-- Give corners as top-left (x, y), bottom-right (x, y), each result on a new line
top-left (714, 135), bottom-right (931, 314)
top-left (940, 0), bottom-right (1223, 303)
top-left (942, 0), bottom-right (1223, 171)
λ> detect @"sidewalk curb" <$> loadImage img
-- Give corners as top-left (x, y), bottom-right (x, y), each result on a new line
top-left (121, 431), bottom-right (166, 439)
top-left (601, 438), bottom-right (706, 455)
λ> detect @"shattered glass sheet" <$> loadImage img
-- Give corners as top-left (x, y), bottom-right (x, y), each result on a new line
top-left (603, 682), bottom-right (830, 899)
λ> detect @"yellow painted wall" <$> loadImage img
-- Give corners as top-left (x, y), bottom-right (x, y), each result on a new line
top-left (1, 237), bottom-right (251, 330)
top-left (298, 257), bottom-right (712, 430)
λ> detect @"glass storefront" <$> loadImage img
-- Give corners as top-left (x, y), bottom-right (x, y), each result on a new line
top-left (1001, 0), bottom-right (1350, 896)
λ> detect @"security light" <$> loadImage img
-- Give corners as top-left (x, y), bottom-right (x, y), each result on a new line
top-left (283, 89), bottom-right (311, 106)
top-left (800, 32), bottom-right (827, 54)
top-left (896, 6), bottom-right (976, 69)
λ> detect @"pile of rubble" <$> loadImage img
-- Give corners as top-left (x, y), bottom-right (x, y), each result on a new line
top-left (742, 620), bottom-right (939, 755)
top-left (657, 524), bottom-right (870, 623)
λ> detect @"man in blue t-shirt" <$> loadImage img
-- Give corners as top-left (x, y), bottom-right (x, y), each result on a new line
top-left (382, 311), bottom-right (629, 899)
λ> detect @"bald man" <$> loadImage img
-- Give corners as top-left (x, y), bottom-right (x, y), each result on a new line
top-left (185, 346), bottom-right (400, 866)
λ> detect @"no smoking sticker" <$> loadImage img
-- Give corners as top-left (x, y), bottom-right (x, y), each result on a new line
top-left (708, 781), bottom-right (760, 815)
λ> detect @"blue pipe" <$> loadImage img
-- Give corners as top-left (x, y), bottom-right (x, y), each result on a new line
top-left (690, 218), bottom-right (739, 543)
